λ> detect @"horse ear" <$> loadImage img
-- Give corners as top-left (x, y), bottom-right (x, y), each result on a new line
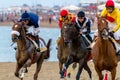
top-left (95, 12), bottom-right (99, 19)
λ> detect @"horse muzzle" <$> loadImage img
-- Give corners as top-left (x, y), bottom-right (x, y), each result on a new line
top-left (64, 41), bottom-right (71, 47)
top-left (12, 36), bottom-right (18, 42)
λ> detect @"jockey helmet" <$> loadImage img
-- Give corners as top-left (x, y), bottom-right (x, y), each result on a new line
top-left (21, 11), bottom-right (30, 21)
top-left (105, 0), bottom-right (114, 7)
top-left (77, 11), bottom-right (85, 18)
top-left (60, 9), bottom-right (68, 17)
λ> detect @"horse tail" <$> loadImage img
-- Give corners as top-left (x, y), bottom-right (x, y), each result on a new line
top-left (44, 39), bottom-right (52, 59)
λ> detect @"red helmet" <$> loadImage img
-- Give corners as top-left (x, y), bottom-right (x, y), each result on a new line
top-left (60, 9), bottom-right (68, 16)
top-left (105, 0), bottom-right (114, 7)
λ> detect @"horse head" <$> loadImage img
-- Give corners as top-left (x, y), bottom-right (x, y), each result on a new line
top-left (96, 16), bottom-right (109, 40)
top-left (11, 22), bottom-right (27, 42)
top-left (61, 23), bottom-right (79, 45)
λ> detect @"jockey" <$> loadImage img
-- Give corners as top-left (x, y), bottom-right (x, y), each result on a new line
top-left (58, 9), bottom-right (76, 29)
top-left (93, 0), bottom-right (120, 54)
top-left (75, 11), bottom-right (93, 43)
top-left (20, 11), bottom-right (47, 53)
top-left (56, 9), bottom-right (76, 47)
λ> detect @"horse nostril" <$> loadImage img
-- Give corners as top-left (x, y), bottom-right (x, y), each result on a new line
top-left (12, 37), bottom-right (18, 42)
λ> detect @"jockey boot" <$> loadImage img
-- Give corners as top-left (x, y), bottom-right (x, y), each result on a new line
top-left (35, 35), bottom-right (40, 52)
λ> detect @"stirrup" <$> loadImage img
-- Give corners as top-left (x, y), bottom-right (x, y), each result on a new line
top-left (40, 47), bottom-right (47, 53)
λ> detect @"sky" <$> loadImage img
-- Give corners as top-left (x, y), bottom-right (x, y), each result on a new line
top-left (0, 0), bottom-right (80, 8)
top-left (0, 0), bottom-right (108, 8)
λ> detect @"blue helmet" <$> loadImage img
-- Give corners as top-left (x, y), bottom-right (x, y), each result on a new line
top-left (21, 12), bottom-right (30, 21)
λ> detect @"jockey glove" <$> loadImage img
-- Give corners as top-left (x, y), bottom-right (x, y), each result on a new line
top-left (109, 31), bottom-right (114, 39)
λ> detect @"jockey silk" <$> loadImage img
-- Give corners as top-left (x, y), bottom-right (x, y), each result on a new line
top-left (101, 8), bottom-right (120, 32)
top-left (58, 12), bottom-right (76, 29)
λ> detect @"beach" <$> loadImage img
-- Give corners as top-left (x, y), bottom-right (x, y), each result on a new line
top-left (0, 61), bottom-right (120, 80)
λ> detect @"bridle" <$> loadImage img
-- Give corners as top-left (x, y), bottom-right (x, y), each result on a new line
top-left (97, 18), bottom-right (109, 39)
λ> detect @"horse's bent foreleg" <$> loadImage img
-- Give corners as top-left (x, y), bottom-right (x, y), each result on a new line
top-left (83, 62), bottom-right (92, 80)
top-left (111, 67), bottom-right (116, 80)
top-left (15, 63), bottom-right (23, 78)
top-left (34, 57), bottom-right (44, 80)
top-left (19, 59), bottom-right (32, 79)
top-left (61, 57), bottom-right (73, 78)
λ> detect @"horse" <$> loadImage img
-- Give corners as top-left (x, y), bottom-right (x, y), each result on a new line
top-left (91, 16), bottom-right (117, 80)
top-left (11, 21), bottom-right (52, 80)
top-left (60, 23), bottom-right (92, 80)
top-left (57, 30), bottom-right (77, 78)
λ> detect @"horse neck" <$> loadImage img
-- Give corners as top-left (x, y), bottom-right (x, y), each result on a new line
top-left (17, 34), bottom-right (29, 51)
top-left (71, 36), bottom-right (81, 48)
top-left (97, 37), bottom-right (111, 55)
top-left (17, 27), bottom-right (29, 49)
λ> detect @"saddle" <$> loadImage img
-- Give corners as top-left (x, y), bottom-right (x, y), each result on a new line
top-left (26, 33), bottom-right (47, 53)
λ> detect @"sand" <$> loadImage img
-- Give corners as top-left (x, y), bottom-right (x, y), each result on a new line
top-left (0, 61), bottom-right (120, 80)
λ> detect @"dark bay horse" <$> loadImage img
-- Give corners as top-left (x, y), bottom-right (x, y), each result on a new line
top-left (60, 23), bottom-right (92, 80)
top-left (91, 16), bottom-right (117, 80)
top-left (11, 22), bottom-right (52, 80)
top-left (57, 35), bottom-right (71, 77)
top-left (57, 30), bottom-right (77, 78)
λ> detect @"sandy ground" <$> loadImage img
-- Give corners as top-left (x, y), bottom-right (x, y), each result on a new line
top-left (0, 61), bottom-right (120, 80)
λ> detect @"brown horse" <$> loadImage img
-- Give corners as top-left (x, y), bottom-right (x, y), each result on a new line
top-left (91, 16), bottom-right (117, 80)
top-left (60, 23), bottom-right (92, 80)
top-left (11, 21), bottom-right (52, 80)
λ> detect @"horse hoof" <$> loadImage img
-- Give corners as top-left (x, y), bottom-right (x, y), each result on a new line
top-left (60, 76), bottom-right (64, 78)
top-left (25, 69), bottom-right (28, 73)
top-left (67, 73), bottom-right (71, 78)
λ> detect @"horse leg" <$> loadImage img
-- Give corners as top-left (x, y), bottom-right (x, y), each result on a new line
top-left (111, 67), bottom-right (116, 80)
top-left (94, 66), bottom-right (102, 80)
top-left (19, 59), bottom-right (32, 79)
top-left (83, 62), bottom-right (92, 80)
top-left (67, 62), bottom-right (77, 78)
top-left (76, 59), bottom-right (85, 80)
top-left (14, 63), bottom-right (23, 78)
top-left (34, 57), bottom-right (44, 80)
top-left (60, 57), bottom-right (73, 78)
top-left (59, 61), bottom-right (63, 78)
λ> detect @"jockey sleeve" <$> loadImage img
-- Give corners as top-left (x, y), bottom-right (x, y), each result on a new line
top-left (75, 17), bottom-right (91, 34)
top-left (101, 8), bottom-right (120, 32)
